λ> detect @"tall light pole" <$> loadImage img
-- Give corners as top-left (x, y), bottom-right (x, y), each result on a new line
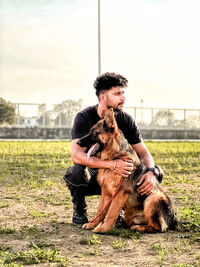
top-left (98, 0), bottom-right (101, 75)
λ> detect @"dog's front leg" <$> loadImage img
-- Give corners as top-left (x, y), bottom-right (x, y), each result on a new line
top-left (82, 190), bottom-right (111, 230)
top-left (93, 191), bottom-right (129, 233)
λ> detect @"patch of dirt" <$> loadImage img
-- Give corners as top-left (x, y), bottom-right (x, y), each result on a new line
top-left (0, 183), bottom-right (199, 267)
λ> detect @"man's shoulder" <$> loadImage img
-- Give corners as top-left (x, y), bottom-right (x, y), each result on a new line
top-left (115, 110), bottom-right (133, 121)
top-left (72, 105), bottom-right (99, 139)
top-left (77, 105), bottom-right (98, 117)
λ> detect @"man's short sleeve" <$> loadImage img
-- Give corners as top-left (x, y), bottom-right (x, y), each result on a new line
top-left (116, 112), bottom-right (142, 145)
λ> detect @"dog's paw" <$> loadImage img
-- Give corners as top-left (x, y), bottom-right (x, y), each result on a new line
top-left (82, 223), bottom-right (95, 230)
top-left (93, 222), bottom-right (103, 233)
top-left (130, 225), bottom-right (145, 232)
top-left (93, 223), bottom-right (111, 233)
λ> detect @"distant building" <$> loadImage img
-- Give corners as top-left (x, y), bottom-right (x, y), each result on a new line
top-left (24, 117), bottom-right (38, 126)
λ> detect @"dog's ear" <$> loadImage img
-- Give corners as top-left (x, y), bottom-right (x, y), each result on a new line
top-left (105, 108), bottom-right (118, 132)
top-left (101, 109), bottom-right (106, 119)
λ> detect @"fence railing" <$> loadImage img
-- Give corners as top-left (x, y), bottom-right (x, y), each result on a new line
top-left (11, 101), bottom-right (82, 128)
top-left (2, 102), bottom-right (200, 130)
top-left (124, 107), bottom-right (200, 129)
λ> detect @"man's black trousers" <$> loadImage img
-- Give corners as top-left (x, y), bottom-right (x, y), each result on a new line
top-left (63, 165), bottom-right (101, 214)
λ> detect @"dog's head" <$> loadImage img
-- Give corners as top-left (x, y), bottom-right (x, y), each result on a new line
top-left (77, 108), bottom-right (119, 158)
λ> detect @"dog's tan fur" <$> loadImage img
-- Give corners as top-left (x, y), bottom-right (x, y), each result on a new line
top-left (79, 109), bottom-right (177, 233)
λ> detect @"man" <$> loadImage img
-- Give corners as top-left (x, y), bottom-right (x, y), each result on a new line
top-left (64, 72), bottom-right (162, 225)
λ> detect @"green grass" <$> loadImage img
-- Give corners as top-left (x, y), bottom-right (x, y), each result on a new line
top-left (0, 141), bottom-right (72, 185)
top-left (0, 245), bottom-right (69, 266)
top-left (0, 227), bottom-right (15, 235)
top-left (0, 140), bottom-right (200, 266)
top-left (112, 237), bottom-right (128, 250)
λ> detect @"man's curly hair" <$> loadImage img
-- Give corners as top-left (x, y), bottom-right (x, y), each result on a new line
top-left (93, 72), bottom-right (128, 97)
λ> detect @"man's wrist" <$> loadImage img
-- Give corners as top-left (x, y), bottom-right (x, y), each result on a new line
top-left (145, 166), bottom-right (163, 183)
top-left (145, 167), bottom-right (159, 178)
top-left (110, 160), bottom-right (117, 171)
top-left (104, 160), bottom-right (116, 170)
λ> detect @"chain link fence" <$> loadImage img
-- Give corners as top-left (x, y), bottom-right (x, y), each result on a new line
top-left (124, 107), bottom-right (200, 130)
top-left (12, 100), bottom-right (82, 128)
top-left (2, 101), bottom-right (200, 130)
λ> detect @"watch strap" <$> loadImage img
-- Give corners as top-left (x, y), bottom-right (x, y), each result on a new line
top-left (145, 167), bottom-right (159, 178)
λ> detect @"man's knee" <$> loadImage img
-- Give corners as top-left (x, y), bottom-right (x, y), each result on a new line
top-left (63, 165), bottom-right (100, 197)
top-left (63, 164), bottom-right (88, 186)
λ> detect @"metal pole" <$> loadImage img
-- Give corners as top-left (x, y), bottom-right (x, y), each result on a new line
top-left (98, 0), bottom-right (101, 75)
top-left (184, 109), bottom-right (186, 129)
top-left (17, 104), bottom-right (20, 126)
top-left (151, 108), bottom-right (154, 125)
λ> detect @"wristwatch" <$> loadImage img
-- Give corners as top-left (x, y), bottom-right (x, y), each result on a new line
top-left (145, 167), bottom-right (160, 178)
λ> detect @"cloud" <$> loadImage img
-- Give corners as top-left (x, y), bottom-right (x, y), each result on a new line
top-left (0, 0), bottom-right (200, 109)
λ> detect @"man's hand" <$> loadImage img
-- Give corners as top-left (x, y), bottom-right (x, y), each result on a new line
top-left (113, 159), bottom-right (135, 177)
top-left (137, 171), bottom-right (156, 195)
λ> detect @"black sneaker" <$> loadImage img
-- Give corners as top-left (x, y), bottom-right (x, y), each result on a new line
top-left (72, 211), bottom-right (88, 225)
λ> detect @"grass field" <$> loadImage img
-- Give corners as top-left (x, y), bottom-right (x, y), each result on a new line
top-left (0, 141), bottom-right (199, 267)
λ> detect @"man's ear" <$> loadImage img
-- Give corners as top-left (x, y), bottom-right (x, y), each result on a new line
top-left (99, 92), bottom-right (106, 103)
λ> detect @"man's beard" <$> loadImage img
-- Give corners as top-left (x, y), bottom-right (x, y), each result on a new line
top-left (107, 103), bottom-right (124, 112)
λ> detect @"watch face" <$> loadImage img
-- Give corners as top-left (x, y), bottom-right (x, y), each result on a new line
top-left (154, 168), bottom-right (159, 177)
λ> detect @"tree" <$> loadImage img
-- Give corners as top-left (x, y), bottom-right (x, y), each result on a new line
top-left (0, 97), bottom-right (15, 125)
top-left (38, 104), bottom-right (51, 126)
top-left (153, 110), bottom-right (175, 126)
top-left (54, 99), bottom-right (82, 127)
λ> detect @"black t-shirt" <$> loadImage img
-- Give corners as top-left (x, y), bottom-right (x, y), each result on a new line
top-left (71, 105), bottom-right (142, 145)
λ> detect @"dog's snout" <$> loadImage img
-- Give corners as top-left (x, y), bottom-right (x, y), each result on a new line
top-left (76, 140), bottom-right (82, 146)
top-left (92, 130), bottom-right (97, 137)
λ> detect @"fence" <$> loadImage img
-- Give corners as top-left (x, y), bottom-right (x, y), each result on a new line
top-left (10, 103), bottom-right (200, 129)
top-left (124, 107), bottom-right (200, 130)
top-left (1, 102), bottom-right (200, 140)
top-left (12, 100), bottom-right (82, 128)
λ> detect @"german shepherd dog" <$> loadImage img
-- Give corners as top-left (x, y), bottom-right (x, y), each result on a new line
top-left (77, 108), bottom-right (178, 233)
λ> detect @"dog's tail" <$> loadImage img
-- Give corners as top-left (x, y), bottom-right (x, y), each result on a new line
top-left (159, 197), bottom-right (178, 231)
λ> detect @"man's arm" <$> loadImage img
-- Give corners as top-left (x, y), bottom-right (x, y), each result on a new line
top-left (132, 141), bottom-right (154, 168)
top-left (131, 141), bottom-right (157, 195)
top-left (72, 139), bottom-right (114, 169)
top-left (72, 139), bottom-right (134, 177)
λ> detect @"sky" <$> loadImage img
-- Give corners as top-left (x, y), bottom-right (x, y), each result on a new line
top-left (0, 0), bottom-right (200, 110)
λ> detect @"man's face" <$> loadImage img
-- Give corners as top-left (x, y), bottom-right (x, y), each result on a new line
top-left (103, 86), bottom-right (126, 111)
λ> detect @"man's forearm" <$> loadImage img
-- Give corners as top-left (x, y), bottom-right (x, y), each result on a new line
top-left (132, 142), bottom-right (155, 168)
top-left (72, 150), bottom-right (114, 170)
top-left (72, 139), bottom-right (114, 169)
top-left (140, 151), bottom-right (155, 168)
